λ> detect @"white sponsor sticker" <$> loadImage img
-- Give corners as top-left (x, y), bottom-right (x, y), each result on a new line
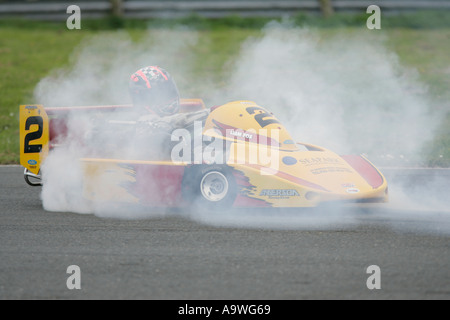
top-left (346, 188), bottom-right (360, 194)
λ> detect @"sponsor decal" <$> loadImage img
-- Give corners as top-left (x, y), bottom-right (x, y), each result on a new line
top-left (346, 188), bottom-right (360, 194)
top-left (282, 156), bottom-right (297, 166)
top-left (25, 106), bottom-right (38, 110)
top-left (311, 167), bottom-right (353, 175)
top-left (299, 157), bottom-right (342, 166)
top-left (259, 189), bottom-right (300, 199)
top-left (28, 159), bottom-right (38, 165)
top-left (341, 183), bottom-right (356, 188)
top-left (229, 129), bottom-right (253, 140)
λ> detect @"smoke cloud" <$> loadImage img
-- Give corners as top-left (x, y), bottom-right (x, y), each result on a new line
top-left (35, 29), bottom-right (198, 107)
top-left (216, 22), bottom-right (439, 162)
top-left (34, 22), bottom-right (449, 233)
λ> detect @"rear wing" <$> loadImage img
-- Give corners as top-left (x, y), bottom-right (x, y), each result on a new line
top-left (19, 105), bottom-right (49, 182)
top-left (19, 99), bottom-right (205, 186)
top-left (43, 98), bottom-right (205, 116)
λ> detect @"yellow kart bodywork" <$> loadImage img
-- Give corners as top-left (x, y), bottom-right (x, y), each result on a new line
top-left (19, 100), bottom-right (388, 207)
top-left (204, 101), bottom-right (388, 207)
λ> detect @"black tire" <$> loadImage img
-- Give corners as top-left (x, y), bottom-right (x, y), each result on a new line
top-left (182, 165), bottom-right (237, 210)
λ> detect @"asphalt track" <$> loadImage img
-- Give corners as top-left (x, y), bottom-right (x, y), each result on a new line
top-left (0, 166), bottom-right (449, 300)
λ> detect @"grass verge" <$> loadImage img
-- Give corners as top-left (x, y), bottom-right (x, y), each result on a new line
top-left (0, 12), bottom-right (449, 165)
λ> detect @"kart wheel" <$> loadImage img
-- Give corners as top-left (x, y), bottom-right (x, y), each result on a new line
top-left (182, 166), bottom-right (237, 209)
top-left (200, 171), bottom-right (229, 202)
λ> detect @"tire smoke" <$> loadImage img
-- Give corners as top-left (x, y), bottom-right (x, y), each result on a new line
top-left (34, 22), bottom-right (449, 233)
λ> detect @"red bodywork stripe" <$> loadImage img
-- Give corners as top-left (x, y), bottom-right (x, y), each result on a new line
top-left (49, 118), bottom-right (68, 144)
top-left (244, 164), bottom-right (330, 192)
top-left (232, 170), bottom-right (272, 207)
top-left (128, 163), bottom-right (185, 206)
top-left (341, 155), bottom-right (384, 189)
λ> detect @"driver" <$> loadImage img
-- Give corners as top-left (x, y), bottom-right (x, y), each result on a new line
top-left (129, 65), bottom-right (180, 117)
top-left (129, 66), bottom-right (180, 128)
top-left (127, 65), bottom-right (209, 158)
top-left (130, 65), bottom-right (210, 126)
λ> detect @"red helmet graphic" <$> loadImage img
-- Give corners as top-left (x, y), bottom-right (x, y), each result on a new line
top-left (129, 66), bottom-right (180, 117)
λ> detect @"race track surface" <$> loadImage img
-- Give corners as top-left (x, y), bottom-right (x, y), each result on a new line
top-left (0, 166), bottom-right (449, 300)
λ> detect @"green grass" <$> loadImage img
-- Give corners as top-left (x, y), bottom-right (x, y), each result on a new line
top-left (0, 12), bottom-right (449, 165)
top-left (0, 27), bottom-right (88, 163)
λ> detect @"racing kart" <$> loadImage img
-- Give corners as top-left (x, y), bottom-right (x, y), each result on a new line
top-left (19, 99), bottom-right (388, 208)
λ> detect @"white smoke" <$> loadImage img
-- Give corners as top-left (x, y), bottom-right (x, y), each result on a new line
top-left (34, 22), bottom-right (449, 233)
top-left (212, 22), bottom-right (449, 233)
top-left (35, 29), bottom-right (198, 107)
top-left (36, 28), bottom-right (199, 218)
top-left (216, 22), bottom-right (438, 162)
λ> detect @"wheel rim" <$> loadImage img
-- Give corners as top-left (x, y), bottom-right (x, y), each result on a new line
top-left (200, 171), bottom-right (229, 202)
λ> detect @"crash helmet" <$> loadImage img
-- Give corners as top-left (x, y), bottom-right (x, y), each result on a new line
top-left (129, 66), bottom-right (180, 117)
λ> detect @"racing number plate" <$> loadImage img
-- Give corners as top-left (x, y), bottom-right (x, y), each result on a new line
top-left (20, 105), bottom-right (49, 175)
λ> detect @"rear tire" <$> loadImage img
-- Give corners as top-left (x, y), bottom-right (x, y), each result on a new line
top-left (182, 165), bottom-right (237, 210)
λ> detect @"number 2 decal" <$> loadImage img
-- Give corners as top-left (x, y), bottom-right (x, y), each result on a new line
top-left (246, 106), bottom-right (280, 128)
top-left (24, 116), bottom-right (43, 154)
